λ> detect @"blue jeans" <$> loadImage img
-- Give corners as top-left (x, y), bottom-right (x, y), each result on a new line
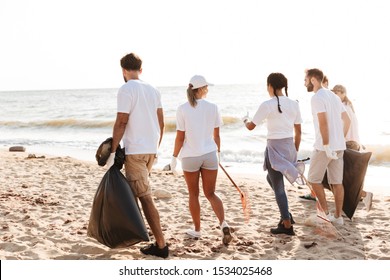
top-left (265, 150), bottom-right (290, 221)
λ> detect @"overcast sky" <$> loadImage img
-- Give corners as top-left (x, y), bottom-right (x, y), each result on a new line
top-left (1, 0), bottom-right (390, 97)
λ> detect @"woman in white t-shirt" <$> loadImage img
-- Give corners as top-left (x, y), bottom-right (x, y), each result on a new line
top-left (243, 73), bottom-right (303, 236)
top-left (332, 84), bottom-right (373, 211)
top-left (170, 75), bottom-right (232, 245)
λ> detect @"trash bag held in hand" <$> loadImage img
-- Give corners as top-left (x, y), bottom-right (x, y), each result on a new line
top-left (322, 148), bottom-right (372, 219)
top-left (95, 137), bottom-right (125, 169)
top-left (88, 139), bottom-right (149, 248)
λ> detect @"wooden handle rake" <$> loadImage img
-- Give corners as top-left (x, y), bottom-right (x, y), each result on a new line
top-left (219, 163), bottom-right (250, 222)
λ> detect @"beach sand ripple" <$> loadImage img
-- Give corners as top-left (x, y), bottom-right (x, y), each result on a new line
top-left (1, 150), bottom-right (389, 260)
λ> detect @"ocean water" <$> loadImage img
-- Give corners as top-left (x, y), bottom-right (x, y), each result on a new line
top-left (1, 85), bottom-right (390, 194)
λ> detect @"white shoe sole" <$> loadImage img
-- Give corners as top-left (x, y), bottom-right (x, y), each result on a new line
top-left (186, 229), bottom-right (201, 238)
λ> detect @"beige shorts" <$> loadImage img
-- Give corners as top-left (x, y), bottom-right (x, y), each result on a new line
top-left (124, 154), bottom-right (155, 198)
top-left (308, 149), bottom-right (344, 184)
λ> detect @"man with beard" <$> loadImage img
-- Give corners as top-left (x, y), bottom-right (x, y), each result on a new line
top-left (304, 68), bottom-right (350, 225)
top-left (106, 53), bottom-right (168, 258)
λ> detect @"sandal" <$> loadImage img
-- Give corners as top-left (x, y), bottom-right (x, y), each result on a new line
top-left (299, 193), bottom-right (316, 201)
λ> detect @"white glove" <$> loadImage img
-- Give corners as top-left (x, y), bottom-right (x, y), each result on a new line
top-left (217, 152), bottom-right (221, 163)
top-left (323, 145), bottom-right (338, 160)
top-left (241, 111), bottom-right (250, 123)
top-left (170, 156), bottom-right (177, 172)
top-left (105, 152), bottom-right (116, 169)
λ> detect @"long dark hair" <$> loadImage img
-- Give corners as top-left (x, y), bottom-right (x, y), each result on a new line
top-left (267, 73), bottom-right (288, 113)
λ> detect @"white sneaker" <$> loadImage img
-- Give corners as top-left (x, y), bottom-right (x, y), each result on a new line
top-left (186, 229), bottom-right (201, 238)
top-left (327, 214), bottom-right (344, 225)
top-left (363, 192), bottom-right (373, 211)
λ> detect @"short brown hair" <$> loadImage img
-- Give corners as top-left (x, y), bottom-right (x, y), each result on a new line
top-left (120, 53), bottom-right (142, 71)
top-left (306, 68), bottom-right (324, 83)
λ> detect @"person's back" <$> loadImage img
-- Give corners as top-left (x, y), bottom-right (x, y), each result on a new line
top-left (311, 88), bottom-right (346, 151)
top-left (177, 99), bottom-right (220, 158)
top-left (170, 75), bottom-right (232, 245)
top-left (118, 79), bottom-right (162, 154)
top-left (253, 96), bottom-right (301, 139)
top-left (305, 68), bottom-right (351, 226)
top-left (107, 52), bottom-right (168, 258)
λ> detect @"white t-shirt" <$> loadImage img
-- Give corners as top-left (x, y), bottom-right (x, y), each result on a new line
top-left (252, 96), bottom-right (302, 139)
top-left (176, 99), bottom-right (222, 158)
top-left (311, 88), bottom-right (346, 151)
top-left (117, 79), bottom-right (162, 154)
top-left (344, 103), bottom-right (360, 143)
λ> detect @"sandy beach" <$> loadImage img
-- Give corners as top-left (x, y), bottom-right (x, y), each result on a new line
top-left (1, 148), bottom-right (389, 260)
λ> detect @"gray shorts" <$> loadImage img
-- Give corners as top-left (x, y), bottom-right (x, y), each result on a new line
top-left (181, 151), bottom-right (218, 172)
top-left (308, 149), bottom-right (344, 184)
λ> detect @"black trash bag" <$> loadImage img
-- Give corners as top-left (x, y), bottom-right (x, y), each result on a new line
top-left (87, 142), bottom-right (149, 248)
top-left (322, 148), bottom-right (372, 219)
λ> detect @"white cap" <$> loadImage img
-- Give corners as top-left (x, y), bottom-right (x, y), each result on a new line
top-left (189, 75), bottom-right (214, 89)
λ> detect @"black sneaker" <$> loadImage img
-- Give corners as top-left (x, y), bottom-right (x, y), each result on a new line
top-left (278, 212), bottom-right (295, 226)
top-left (271, 223), bottom-right (295, 236)
top-left (140, 242), bottom-right (169, 259)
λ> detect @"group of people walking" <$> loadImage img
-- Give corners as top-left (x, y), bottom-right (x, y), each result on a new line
top-left (105, 52), bottom-right (368, 259)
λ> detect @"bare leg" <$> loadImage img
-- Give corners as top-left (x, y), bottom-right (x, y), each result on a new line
top-left (283, 219), bottom-right (292, 228)
top-left (200, 168), bottom-right (225, 225)
top-left (332, 184), bottom-right (344, 218)
top-left (310, 182), bottom-right (329, 214)
top-left (183, 170), bottom-right (201, 231)
top-left (139, 195), bottom-right (166, 249)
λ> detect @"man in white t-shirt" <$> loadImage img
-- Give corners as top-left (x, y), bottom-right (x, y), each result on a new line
top-left (106, 53), bottom-right (168, 258)
top-left (304, 68), bottom-right (351, 226)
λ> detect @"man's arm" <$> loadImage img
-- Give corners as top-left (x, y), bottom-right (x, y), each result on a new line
top-left (317, 112), bottom-right (329, 145)
top-left (111, 112), bottom-right (129, 153)
top-left (157, 108), bottom-right (164, 147)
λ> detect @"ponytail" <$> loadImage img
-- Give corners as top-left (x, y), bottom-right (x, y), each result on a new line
top-left (187, 84), bottom-right (198, 107)
top-left (276, 95), bottom-right (282, 113)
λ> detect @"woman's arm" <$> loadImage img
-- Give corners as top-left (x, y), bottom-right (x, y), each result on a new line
top-left (213, 127), bottom-right (221, 152)
top-left (173, 130), bottom-right (185, 157)
top-left (294, 123), bottom-right (301, 151)
top-left (244, 120), bottom-right (256, 131)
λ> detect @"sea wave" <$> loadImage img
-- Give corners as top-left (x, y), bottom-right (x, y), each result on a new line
top-left (1, 116), bottom-right (241, 131)
top-left (0, 119), bottom-right (114, 129)
top-left (365, 145), bottom-right (390, 165)
top-left (219, 146), bottom-right (390, 166)
top-left (164, 116), bottom-right (240, 132)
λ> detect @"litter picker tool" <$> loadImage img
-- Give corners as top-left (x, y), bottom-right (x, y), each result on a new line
top-left (219, 163), bottom-right (250, 223)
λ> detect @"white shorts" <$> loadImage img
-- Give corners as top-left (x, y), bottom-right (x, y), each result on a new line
top-left (181, 151), bottom-right (218, 172)
top-left (308, 149), bottom-right (344, 184)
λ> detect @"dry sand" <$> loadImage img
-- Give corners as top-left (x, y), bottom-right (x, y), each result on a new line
top-left (1, 148), bottom-right (389, 260)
